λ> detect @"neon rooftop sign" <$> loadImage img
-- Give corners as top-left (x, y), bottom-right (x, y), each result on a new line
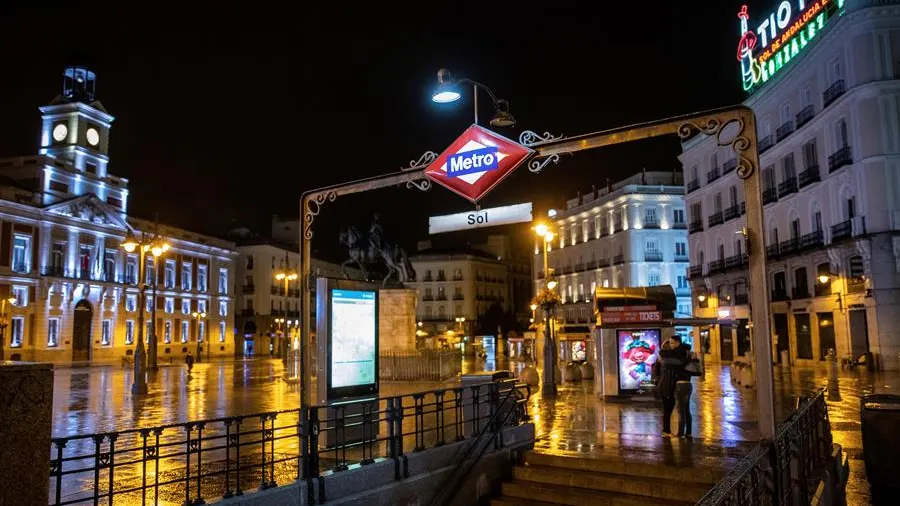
top-left (738, 0), bottom-right (845, 93)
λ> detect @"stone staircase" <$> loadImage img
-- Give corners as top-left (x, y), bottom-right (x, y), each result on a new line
top-left (491, 451), bottom-right (726, 506)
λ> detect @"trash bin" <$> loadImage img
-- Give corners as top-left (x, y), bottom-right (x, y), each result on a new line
top-left (860, 394), bottom-right (900, 491)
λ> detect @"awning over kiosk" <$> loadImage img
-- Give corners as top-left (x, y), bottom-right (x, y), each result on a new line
top-left (594, 286), bottom-right (676, 318)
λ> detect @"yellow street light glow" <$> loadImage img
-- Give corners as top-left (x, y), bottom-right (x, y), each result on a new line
top-left (122, 239), bottom-right (137, 253)
top-left (534, 223), bottom-right (549, 237)
top-left (698, 294), bottom-right (707, 302)
top-left (546, 279), bottom-right (558, 290)
top-left (275, 273), bottom-right (285, 281)
top-left (818, 274), bottom-right (830, 284)
top-left (544, 231), bottom-right (555, 243)
top-left (530, 303), bottom-right (537, 311)
top-left (150, 245), bottom-right (164, 257)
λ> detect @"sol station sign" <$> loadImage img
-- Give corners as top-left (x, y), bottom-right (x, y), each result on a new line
top-left (425, 124), bottom-right (534, 203)
top-left (738, 0), bottom-right (844, 93)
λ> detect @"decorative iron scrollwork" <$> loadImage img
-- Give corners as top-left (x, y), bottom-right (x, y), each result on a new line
top-left (519, 130), bottom-right (564, 147)
top-left (264, 429), bottom-right (275, 440)
top-left (145, 447), bottom-right (157, 458)
top-left (303, 190), bottom-right (337, 240)
top-left (406, 179), bottom-right (432, 192)
top-left (401, 150), bottom-right (438, 171)
top-left (99, 452), bottom-right (110, 466)
top-left (528, 154), bottom-right (560, 174)
top-left (677, 116), bottom-right (757, 180)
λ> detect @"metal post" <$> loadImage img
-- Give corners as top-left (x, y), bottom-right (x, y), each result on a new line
top-left (195, 317), bottom-right (202, 362)
top-left (149, 258), bottom-right (159, 370)
top-left (473, 83), bottom-right (478, 126)
top-left (133, 250), bottom-right (148, 395)
top-left (0, 299), bottom-right (6, 362)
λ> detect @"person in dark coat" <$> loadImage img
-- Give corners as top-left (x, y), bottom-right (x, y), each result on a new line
top-left (185, 351), bottom-right (195, 373)
top-left (657, 335), bottom-right (691, 437)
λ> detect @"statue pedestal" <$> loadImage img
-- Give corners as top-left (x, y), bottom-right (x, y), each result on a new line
top-left (379, 289), bottom-right (417, 352)
top-left (0, 362), bottom-right (53, 506)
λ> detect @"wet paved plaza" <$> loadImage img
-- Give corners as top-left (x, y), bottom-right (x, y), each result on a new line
top-left (50, 356), bottom-right (900, 505)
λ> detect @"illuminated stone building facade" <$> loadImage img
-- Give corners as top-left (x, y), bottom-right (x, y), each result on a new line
top-left (0, 67), bottom-right (237, 364)
top-left (683, 0), bottom-right (900, 369)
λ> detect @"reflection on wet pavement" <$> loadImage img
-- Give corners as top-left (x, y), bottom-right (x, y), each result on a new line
top-left (51, 356), bottom-right (900, 505)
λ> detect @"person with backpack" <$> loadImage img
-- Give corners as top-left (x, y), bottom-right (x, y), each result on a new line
top-left (185, 351), bottom-right (195, 374)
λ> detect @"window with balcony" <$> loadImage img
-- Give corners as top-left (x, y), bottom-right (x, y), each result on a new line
top-left (218, 268), bottom-right (228, 293)
top-left (198, 300), bottom-right (207, 313)
top-left (51, 242), bottom-right (66, 275)
top-left (165, 297), bottom-right (174, 313)
top-left (78, 244), bottom-right (92, 278)
top-left (219, 300), bottom-right (228, 317)
top-left (779, 154), bottom-right (797, 196)
top-left (126, 294), bottom-right (137, 312)
top-left (437, 286), bottom-right (446, 299)
top-left (673, 209), bottom-right (685, 225)
top-left (772, 271), bottom-right (787, 300)
top-left (103, 250), bottom-right (116, 282)
top-left (163, 260), bottom-right (175, 288)
top-left (644, 208), bottom-right (658, 228)
top-left (181, 262), bottom-right (192, 291)
top-left (219, 321), bottom-right (226, 342)
top-left (48, 318), bottom-right (60, 347)
top-left (12, 285), bottom-right (27, 307)
top-left (164, 321), bottom-right (172, 344)
top-left (437, 269), bottom-right (446, 281)
top-left (126, 255), bottom-right (137, 284)
top-left (197, 265), bottom-right (208, 292)
top-left (181, 321), bottom-right (189, 343)
top-left (101, 319), bottom-right (112, 346)
top-left (453, 287), bottom-right (463, 300)
top-left (146, 258), bottom-right (155, 286)
top-left (675, 242), bottom-right (687, 260)
top-left (12, 235), bottom-right (30, 273)
top-left (648, 272), bottom-right (661, 286)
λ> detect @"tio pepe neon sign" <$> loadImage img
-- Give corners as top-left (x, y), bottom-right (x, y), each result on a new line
top-left (738, 0), bottom-right (845, 93)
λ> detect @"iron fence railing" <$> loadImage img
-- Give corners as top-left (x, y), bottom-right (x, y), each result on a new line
top-left (696, 389), bottom-right (833, 506)
top-left (379, 349), bottom-right (462, 381)
top-left (49, 379), bottom-right (530, 506)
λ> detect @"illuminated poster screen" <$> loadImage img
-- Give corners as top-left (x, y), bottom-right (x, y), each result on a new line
top-left (617, 329), bottom-right (661, 392)
top-left (330, 289), bottom-right (377, 392)
top-left (572, 341), bottom-right (587, 362)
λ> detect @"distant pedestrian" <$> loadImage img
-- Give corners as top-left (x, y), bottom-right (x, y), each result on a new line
top-left (657, 335), bottom-right (691, 437)
top-left (185, 352), bottom-right (195, 374)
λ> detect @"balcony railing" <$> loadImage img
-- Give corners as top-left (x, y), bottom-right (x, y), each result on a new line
top-left (423, 295), bottom-right (434, 301)
top-left (777, 178), bottom-right (798, 197)
top-left (828, 146), bottom-right (852, 173)
top-left (758, 134), bottom-right (775, 153)
top-left (792, 287), bottom-right (810, 300)
top-left (707, 211), bottom-right (723, 228)
top-left (674, 254), bottom-right (689, 263)
top-left (707, 167), bottom-right (720, 183)
top-left (776, 121), bottom-right (794, 142)
top-left (734, 293), bottom-right (749, 305)
top-left (452, 294), bottom-right (464, 300)
top-left (688, 265), bottom-right (703, 279)
top-left (795, 105), bottom-right (815, 129)
top-left (643, 220), bottom-right (660, 229)
top-left (831, 220), bottom-right (852, 241)
top-left (586, 260), bottom-right (598, 270)
top-left (722, 158), bottom-right (738, 175)
top-left (689, 221), bottom-right (704, 234)
top-left (779, 237), bottom-right (799, 256)
top-left (613, 254), bottom-right (625, 265)
top-left (723, 205), bottom-right (740, 222)
top-left (687, 179), bottom-right (700, 193)
top-left (423, 275), bottom-right (433, 282)
top-left (798, 165), bottom-right (820, 188)
top-left (771, 290), bottom-right (789, 302)
top-left (644, 251), bottom-right (663, 262)
top-left (763, 187), bottom-right (778, 205)
top-left (671, 222), bottom-right (687, 230)
top-left (41, 265), bottom-right (66, 278)
top-left (574, 263), bottom-right (585, 272)
top-left (242, 284), bottom-right (255, 294)
top-left (823, 79), bottom-right (845, 107)
top-left (598, 258), bottom-right (611, 268)
top-left (724, 253), bottom-right (748, 269)
top-left (707, 259), bottom-right (724, 274)
top-left (766, 244), bottom-right (780, 259)
top-left (799, 230), bottom-right (824, 250)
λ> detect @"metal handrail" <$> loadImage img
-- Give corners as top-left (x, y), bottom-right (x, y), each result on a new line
top-left (695, 389), bottom-right (832, 506)
top-left (48, 381), bottom-right (532, 506)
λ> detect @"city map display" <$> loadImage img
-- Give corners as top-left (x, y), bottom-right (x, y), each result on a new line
top-left (330, 289), bottom-right (377, 389)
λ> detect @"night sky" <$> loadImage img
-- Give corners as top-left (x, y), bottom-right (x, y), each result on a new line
top-left (0, 2), bottom-right (745, 259)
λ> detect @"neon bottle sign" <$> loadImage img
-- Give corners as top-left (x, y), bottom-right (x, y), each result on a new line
top-left (738, 0), bottom-right (845, 93)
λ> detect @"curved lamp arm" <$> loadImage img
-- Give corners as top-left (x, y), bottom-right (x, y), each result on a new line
top-left (455, 78), bottom-right (501, 106)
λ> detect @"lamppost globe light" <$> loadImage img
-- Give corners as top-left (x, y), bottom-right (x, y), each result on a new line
top-left (288, 273), bottom-right (298, 281)
top-left (150, 245), bottom-right (163, 257)
top-left (162, 242), bottom-right (171, 252)
top-left (698, 294), bottom-right (707, 302)
top-left (544, 231), bottom-right (555, 243)
top-left (547, 279), bottom-right (558, 290)
top-left (530, 303), bottom-right (538, 311)
top-left (275, 272), bottom-right (285, 281)
top-left (6, 297), bottom-right (16, 305)
top-left (534, 223), bottom-right (549, 237)
top-left (122, 240), bottom-right (137, 253)
top-left (432, 69), bottom-right (461, 103)
top-left (818, 274), bottom-right (831, 284)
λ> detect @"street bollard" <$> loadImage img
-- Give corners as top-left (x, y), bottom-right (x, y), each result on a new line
top-left (827, 348), bottom-right (838, 382)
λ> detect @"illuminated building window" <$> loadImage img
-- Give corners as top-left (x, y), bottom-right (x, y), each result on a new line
top-left (181, 262), bottom-right (192, 291)
top-left (165, 297), bottom-right (174, 314)
top-left (145, 321), bottom-right (153, 343)
top-left (125, 320), bottom-right (134, 345)
top-left (198, 265), bottom-right (208, 292)
top-left (12, 235), bottom-right (30, 273)
top-left (198, 321), bottom-right (205, 343)
top-left (219, 321), bottom-right (226, 342)
top-left (219, 300), bottom-right (228, 317)
top-left (126, 255), bottom-right (137, 284)
top-left (218, 268), bottom-right (228, 293)
top-left (181, 321), bottom-right (189, 343)
top-left (146, 258), bottom-right (155, 285)
top-left (12, 286), bottom-right (27, 306)
top-left (181, 299), bottom-right (190, 315)
top-left (10, 317), bottom-right (23, 347)
top-left (126, 294), bottom-right (137, 312)
top-left (164, 321), bottom-right (172, 343)
top-left (47, 318), bottom-right (60, 347)
top-left (101, 320), bottom-right (111, 345)
top-left (145, 297), bottom-right (153, 312)
top-left (164, 260), bottom-right (176, 289)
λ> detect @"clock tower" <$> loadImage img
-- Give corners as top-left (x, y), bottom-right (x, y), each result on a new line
top-left (37, 67), bottom-right (128, 212)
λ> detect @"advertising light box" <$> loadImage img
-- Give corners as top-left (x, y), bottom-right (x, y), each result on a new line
top-left (328, 289), bottom-right (378, 398)
top-left (617, 329), bottom-right (661, 393)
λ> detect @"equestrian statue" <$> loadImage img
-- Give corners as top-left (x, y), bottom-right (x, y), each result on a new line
top-left (339, 215), bottom-right (416, 286)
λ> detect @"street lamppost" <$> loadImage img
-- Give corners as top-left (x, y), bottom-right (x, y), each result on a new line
top-left (192, 311), bottom-right (206, 362)
top-left (533, 223), bottom-right (560, 396)
top-left (274, 254), bottom-right (298, 361)
top-left (122, 230), bottom-right (170, 395)
top-left (0, 296), bottom-right (18, 362)
top-left (430, 69), bottom-right (516, 128)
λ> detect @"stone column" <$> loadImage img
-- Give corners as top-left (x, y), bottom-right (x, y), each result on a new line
top-left (0, 362), bottom-right (53, 506)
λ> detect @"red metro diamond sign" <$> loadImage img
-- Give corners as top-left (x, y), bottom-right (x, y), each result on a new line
top-left (425, 124), bottom-right (534, 203)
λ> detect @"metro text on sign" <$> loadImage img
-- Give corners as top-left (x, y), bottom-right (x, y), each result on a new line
top-left (447, 146), bottom-right (499, 177)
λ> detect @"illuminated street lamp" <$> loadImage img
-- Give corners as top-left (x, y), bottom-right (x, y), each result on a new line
top-left (274, 253), bottom-right (298, 361)
top-left (533, 222), bottom-right (561, 396)
top-left (192, 311), bottom-right (207, 362)
top-left (431, 68), bottom-right (516, 128)
top-left (0, 296), bottom-right (18, 361)
top-left (121, 229), bottom-right (170, 395)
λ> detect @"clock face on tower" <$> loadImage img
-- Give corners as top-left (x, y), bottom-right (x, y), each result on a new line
top-left (52, 124), bottom-right (68, 142)
top-left (86, 127), bottom-right (100, 147)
